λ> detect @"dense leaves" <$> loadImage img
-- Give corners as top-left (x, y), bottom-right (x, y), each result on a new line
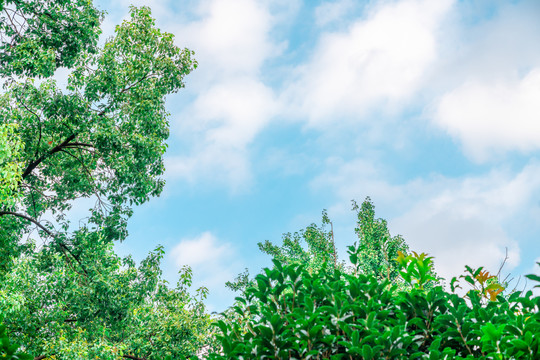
top-left (258, 210), bottom-right (343, 274)
top-left (0, 2), bottom-right (213, 359)
top-left (0, 123), bottom-right (22, 206)
top-left (349, 198), bottom-right (410, 282)
top-left (0, 5), bottom-right (196, 249)
top-left (0, 0), bottom-right (101, 77)
top-left (0, 239), bottom-right (214, 359)
top-left (211, 258), bottom-right (539, 359)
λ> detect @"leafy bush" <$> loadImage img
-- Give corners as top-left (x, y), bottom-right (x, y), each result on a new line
top-left (210, 258), bottom-right (539, 359)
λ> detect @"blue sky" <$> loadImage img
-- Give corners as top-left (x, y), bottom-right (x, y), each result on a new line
top-left (87, 0), bottom-right (540, 311)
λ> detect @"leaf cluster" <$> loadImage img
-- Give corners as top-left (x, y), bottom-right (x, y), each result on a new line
top-left (212, 259), bottom-right (539, 359)
top-left (0, 236), bottom-right (215, 360)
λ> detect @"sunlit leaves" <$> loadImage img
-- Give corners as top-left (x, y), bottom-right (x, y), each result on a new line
top-left (396, 251), bottom-right (439, 290)
top-left (0, 123), bottom-right (22, 207)
top-left (349, 197), bottom-right (410, 283)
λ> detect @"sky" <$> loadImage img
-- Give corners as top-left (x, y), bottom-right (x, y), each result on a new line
top-left (88, 0), bottom-right (540, 312)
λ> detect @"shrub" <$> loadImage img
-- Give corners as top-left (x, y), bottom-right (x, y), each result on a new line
top-left (210, 259), bottom-right (539, 359)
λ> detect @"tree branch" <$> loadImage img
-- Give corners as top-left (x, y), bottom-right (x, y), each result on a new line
top-left (64, 142), bottom-right (94, 148)
top-left (123, 355), bottom-right (148, 360)
top-left (22, 133), bottom-right (77, 179)
top-left (0, 211), bottom-right (88, 276)
top-left (0, 211), bottom-right (52, 236)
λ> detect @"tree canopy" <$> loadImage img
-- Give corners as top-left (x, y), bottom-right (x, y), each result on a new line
top-left (0, 2), bottom-right (214, 359)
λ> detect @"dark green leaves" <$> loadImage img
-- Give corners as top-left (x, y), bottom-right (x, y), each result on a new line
top-left (0, 5), bottom-right (196, 247)
top-left (211, 258), bottom-right (540, 359)
top-left (0, 0), bottom-right (102, 77)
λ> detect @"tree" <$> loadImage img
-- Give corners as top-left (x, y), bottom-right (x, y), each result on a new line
top-left (348, 197), bottom-right (410, 283)
top-left (226, 210), bottom-right (343, 293)
top-left (0, 239), bottom-right (215, 359)
top-left (227, 198), bottom-right (417, 293)
top-left (258, 210), bottom-right (343, 273)
top-left (0, 4), bottom-right (196, 255)
top-left (0, 2), bottom-right (214, 359)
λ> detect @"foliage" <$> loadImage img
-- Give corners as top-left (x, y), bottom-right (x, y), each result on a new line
top-left (0, 123), bottom-right (22, 207)
top-left (211, 257), bottom-right (540, 359)
top-left (213, 199), bottom-right (536, 359)
top-left (0, 0), bottom-right (102, 77)
top-left (0, 237), bottom-right (215, 360)
top-left (450, 265), bottom-right (505, 303)
top-left (0, 2), bottom-right (212, 359)
top-left (348, 197), bottom-right (410, 283)
top-left (0, 315), bottom-right (31, 360)
top-left (0, 4), bottom-right (196, 254)
top-left (395, 251), bottom-right (439, 290)
top-left (227, 198), bottom-right (411, 292)
top-left (226, 210), bottom-right (343, 293)
top-left (259, 210), bottom-right (343, 273)
top-left (0, 126), bottom-right (30, 360)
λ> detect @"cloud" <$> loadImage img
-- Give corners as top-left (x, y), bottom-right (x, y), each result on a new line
top-left (165, 76), bottom-right (278, 190)
top-left (178, 0), bottom-right (282, 80)
top-left (159, 0), bottom-right (287, 190)
top-left (169, 231), bottom-right (242, 311)
top-left (312, 159), bottom-right (540, 283)
top-left (434, 69), bottom-right (540, 161)
top-left (171, 231), bottom-right (232, 267)
top-left (284, 0), bottom-right (454, 126)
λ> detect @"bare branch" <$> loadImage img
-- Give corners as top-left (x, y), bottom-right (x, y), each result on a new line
top-left (496, 247), bottom-right (509, 278)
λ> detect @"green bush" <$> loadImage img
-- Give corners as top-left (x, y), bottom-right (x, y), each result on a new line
top-left (210, 259), bottom-right (539, 359)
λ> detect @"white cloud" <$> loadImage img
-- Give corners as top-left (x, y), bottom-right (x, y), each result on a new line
top-left (191, 78), bottom-right (278, 148)
top-left (434, 69), bottom-right (540, 161)
top-left (165, 76), bottom-right (278, 190)
top-left (428, 0), bottom-right (540, 90)
top-left (313, 159), bottom-right (540, 283)
top-left (171, 231), bottom-right (232, 267)
top-left (180, 0), bottom-right (281, 79)
top-left (285, 0), bottom-right (454, 126)
top-left (161, 0), bottom-right (286, 189)
top-left (169, 231), bottom-right (243, 311)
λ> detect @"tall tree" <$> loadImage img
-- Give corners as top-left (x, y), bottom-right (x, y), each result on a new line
top-left (0, 3), bottom-right (214, 359)
top-left (0, 3), bottom-right (195, 261)
top-left (226, 211), bottom-right (343, 292)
